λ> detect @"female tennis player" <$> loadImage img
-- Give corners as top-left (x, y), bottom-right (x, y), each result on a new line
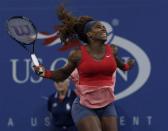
top-left (34, 5), bottom-right (135, 131)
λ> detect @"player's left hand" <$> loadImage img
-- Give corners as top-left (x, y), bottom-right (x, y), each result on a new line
top-left (127, 58), bottom-right (135, 69)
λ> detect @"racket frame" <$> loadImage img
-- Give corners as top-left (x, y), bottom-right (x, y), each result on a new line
top-left (6, 16), bottom-right (40, 66)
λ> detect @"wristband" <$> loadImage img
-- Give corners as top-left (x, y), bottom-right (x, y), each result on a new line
top-left (44, 70), bottom-right (54, 78)
top-left (123, 64), bottom-right (130, 71)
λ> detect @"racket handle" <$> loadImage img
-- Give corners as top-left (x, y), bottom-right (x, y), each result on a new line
top-left (31, 53), bottom-right (40, 66)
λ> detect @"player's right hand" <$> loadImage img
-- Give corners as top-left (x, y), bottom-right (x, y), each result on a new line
top-left (33, 65), bottom-right (45, 77)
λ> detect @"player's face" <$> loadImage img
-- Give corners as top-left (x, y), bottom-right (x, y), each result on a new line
top-left (88, 22), bottom-right (107, 41)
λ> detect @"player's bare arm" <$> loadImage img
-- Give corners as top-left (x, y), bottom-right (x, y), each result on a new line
top-left (110, 44), bottom-right (135, 71)
top-left (33, 49), bottom-right (82, 82)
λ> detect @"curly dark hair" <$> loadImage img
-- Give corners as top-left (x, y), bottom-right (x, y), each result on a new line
top-left (57, 5), bottom-right (94, 45)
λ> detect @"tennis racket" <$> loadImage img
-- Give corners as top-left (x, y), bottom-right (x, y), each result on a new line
top-left (6, 16), bottom-right (40, 66)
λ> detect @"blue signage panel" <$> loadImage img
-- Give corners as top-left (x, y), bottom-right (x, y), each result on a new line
top-left (0, 0), bottom-right (167, 131)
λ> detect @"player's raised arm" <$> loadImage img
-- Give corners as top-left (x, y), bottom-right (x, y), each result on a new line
top-left (33, 49), bottom-right (81, 82)
top-left (111, 44), bottom-right (135, 71)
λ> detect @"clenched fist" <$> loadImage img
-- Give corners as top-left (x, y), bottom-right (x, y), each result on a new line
top-left (33, 65), bottom-right (45, 77)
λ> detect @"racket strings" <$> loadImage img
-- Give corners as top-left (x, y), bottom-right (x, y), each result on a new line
top-left (7, 16), bottom-right (37, 54)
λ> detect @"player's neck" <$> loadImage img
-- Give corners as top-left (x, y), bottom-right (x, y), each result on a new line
top-left (87, 43), bottom-right (105, 54)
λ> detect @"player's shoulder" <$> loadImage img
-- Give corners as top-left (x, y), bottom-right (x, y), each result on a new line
top-left (68, 47), bottom-right (82, 62)
top-left (69, 48), bottom-right (81, 55)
